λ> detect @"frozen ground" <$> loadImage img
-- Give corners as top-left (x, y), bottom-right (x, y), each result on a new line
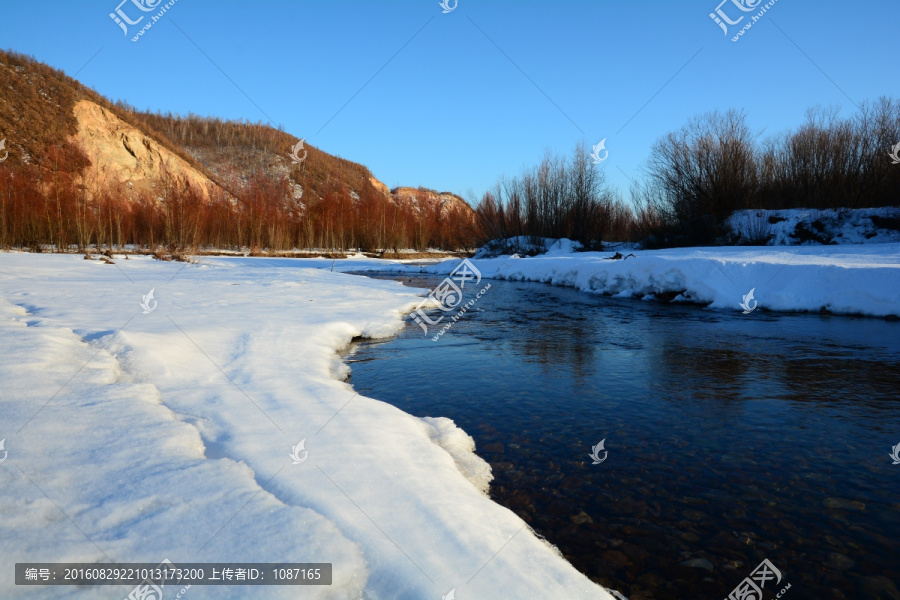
top-left (0, 253), bottom-right (615, 599)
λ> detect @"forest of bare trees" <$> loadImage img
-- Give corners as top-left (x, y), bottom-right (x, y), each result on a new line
top-left (632, 98), bottom-right (900, 245)
top-left (476, 97), bottom-right (899, 248)
top-left (0, 49), bottom-right (477, 252)
top-left (2, 40), bottom-right (898, 253)
top-left (475, 143), bottom-right (633, 250)
top-left (0, 159), bottom-right (477, 252)
top-left (4, 95), bottom-right (897, 253)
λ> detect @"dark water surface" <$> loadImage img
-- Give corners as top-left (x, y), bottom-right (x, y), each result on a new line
top-left (346, 274), bottom-right (900, 600)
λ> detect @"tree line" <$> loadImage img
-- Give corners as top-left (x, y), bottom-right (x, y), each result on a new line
top-left (2, 38), bottom-right (898, 254)
top-left (0, 158), bottom-right (476, 252)
top-left (0, 47), bottom-right (478, 253)
top-left (476, 143), bottom-right (632, 250)
top-left (476, 97), bottom-right (900, 248)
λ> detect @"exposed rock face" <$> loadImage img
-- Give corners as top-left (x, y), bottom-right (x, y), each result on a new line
top-left (71, 100), bottom-right (216, 199)
top-left (390, 186), bottom-right (473, 217)
top-left (368, 176), bottom-right (391, 199)
top-left (73, 100), bottom-right (473, 217)
top-left (68, 100), bottom-right (472, 218)
top-left (4, 50), bottom-right (471, 216)
top-left (70, 100), bottom-right (471, 216)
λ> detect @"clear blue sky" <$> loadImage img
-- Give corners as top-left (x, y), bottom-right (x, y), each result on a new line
top-left (2, 1), bottom-right (898, 204)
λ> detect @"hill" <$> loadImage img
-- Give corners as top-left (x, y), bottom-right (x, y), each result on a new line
top-left (0, 49), bottom-right (476, 251)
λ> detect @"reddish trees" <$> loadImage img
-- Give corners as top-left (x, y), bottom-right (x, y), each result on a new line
top-left (0, 144), bottom-right (481, 252)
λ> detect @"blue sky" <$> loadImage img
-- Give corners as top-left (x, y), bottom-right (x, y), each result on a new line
top-left (1, 1), bottom-right (898, 203)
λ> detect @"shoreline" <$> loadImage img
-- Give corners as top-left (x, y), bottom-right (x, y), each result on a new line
top-left (351, 245), bottom-right (900, 320)
top-left (0, 253), bottom-right (618, 599)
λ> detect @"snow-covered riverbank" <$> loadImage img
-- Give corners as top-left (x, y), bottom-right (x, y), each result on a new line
top-left (0, 253), bottom-right (615, 599)
top-left (4, 239), bottom-right (895, 597)
top-left (338, 242), bottom-right (900, 318)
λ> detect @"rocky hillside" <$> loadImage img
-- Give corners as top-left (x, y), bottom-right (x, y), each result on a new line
top-left (126, 109), bottom-right (393, 207)
top-left (73, 100), bottom-right (215, 200)
top-left (128, 110), bottom-right (475, 219)
top-left (391, 186), bottom-right (472, 216)
top-left (0, 48), bottom-right (472, 218)
top-left (0, 49), bottom-right (476, 251)
top-left (0, 50), bottom-right (211, 193)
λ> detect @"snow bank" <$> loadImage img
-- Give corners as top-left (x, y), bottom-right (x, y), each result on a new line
top-left (0, 253), bottom-right (615, 599)
top-left (355, 244), bottom-right (900, 318)
top-left (472, 236), bottom-right (583, 258)
top-left (727, 207), bottom-right (900, 245)
top-left (419, 417), bottom-right (493, 495)
top-left (211, 242), bottom-right (900, 317)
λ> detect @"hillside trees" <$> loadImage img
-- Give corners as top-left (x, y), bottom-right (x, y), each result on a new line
top-left (1, 49), bottom-right (478, 252)
top-left (0, 116), bottom-right (478, 252)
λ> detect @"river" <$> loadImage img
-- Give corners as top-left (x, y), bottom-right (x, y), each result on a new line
top-left (345, 274), bottom-right (900, 600)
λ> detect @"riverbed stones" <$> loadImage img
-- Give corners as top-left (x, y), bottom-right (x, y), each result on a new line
top-left (824, 497), bottom-right (866, 511)
top-left (678, 558), bottom-right (714, 573)
top-left (826, 552), bottom-right (855, 570)
top-left (571, 511), bottom-right (593, 525)
top-left (856, 575), bottom-right (900, 600)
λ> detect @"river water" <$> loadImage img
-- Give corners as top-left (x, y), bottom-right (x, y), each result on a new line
top-left (345, 274), bottom-right (900, 600)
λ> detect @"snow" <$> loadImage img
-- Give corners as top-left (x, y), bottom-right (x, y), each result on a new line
top-left (0, 253), bottom-right (616, 599)
top-left (6, 232), bottom-right (894, 598)
top-left (341, 243), bottom-right (900, 318)
top-left (418, 417), bottom-right (492, 495)
top-left (727, 207), bottom-right (900, 246)
top-left (472, 236), bottom-right (583, 259)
